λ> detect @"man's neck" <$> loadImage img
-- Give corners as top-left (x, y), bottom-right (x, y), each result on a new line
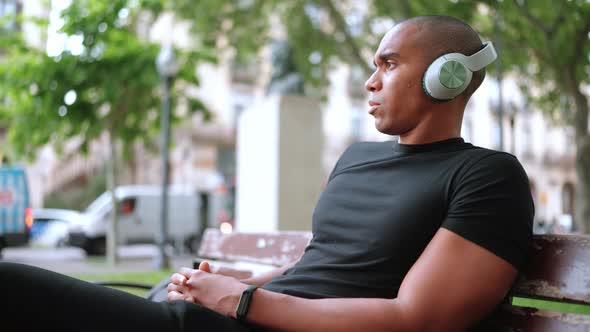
top-left (398, 103), bottom-right (465, 144)
top-left (398, 117), bottom-right (462, 145)
top-left (398, 133), bottom-right (462, 145)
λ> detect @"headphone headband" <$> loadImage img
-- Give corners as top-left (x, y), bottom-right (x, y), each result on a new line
top-left (463, 41), bottom-right (497, 71)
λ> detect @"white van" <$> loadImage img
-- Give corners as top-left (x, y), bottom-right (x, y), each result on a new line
top-left (67, 185), bottom-right (204, 255)
top-left (30, 208), bottom-right (83, 248)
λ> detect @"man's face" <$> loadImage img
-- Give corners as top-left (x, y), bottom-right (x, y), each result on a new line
top-left (365, 23), bottom-right (433, 136)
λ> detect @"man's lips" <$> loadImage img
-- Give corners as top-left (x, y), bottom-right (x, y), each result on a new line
top-left (368, 100), bottom-right (381, 114)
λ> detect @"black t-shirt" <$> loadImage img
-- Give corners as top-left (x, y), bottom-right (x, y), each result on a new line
top-left (262, 138), bottom-right (534, 299)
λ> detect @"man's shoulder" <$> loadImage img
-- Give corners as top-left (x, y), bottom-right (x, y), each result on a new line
top-left (454, 146), bottom-right (530, 185)
top-left (462, 146), bottom-right (524, 171)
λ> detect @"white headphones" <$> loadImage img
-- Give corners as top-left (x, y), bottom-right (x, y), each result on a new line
top-left (422, 41), bottom-right (497, 101)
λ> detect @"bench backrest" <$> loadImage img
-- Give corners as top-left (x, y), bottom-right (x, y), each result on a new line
top-left (198, 228), bottom-right (312, 266)
top-left (197, 229), bottom-right (590, 330)
top-left (196, 228), bottom-right (312, 279)
top-left (473, 234), bottom-right (590, 331)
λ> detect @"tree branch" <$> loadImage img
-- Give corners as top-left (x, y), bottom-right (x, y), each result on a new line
top-left (511, 0), bottom-right (551, 36)
top-left (564, 66), bottom-right (589, 138)
top-left (108, 85), bottom-right (134, 132)
top-left (573, 17), bottom-right (590, 65)
top-left (548, 2), bottom-right (567, 37)
top-left (320, 0), bottom-right (372, 76)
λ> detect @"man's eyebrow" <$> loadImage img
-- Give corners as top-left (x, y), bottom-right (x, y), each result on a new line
top-left (373, 52), bottom-right (400, 67)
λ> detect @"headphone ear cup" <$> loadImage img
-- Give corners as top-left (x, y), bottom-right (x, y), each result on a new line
top-left (422, 55), bottom-right (473, 101)
top-left (422, 60), bottom-right (440, 100)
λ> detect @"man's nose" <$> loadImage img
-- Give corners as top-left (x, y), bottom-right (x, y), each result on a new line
top-left (364, 72), bottom-right (381, 92)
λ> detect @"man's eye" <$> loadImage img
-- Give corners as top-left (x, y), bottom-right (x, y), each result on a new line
top-left (385, 62), bottom-right (396, 70)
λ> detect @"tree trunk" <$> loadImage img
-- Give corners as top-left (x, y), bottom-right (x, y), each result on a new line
top-left (565, 68), bottom-right (590, 233)
top-left (106, 131), bottom-right (119, 264)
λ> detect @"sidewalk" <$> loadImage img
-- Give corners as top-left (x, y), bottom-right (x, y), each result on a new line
top-left (2, 245), bottom-right (195, 275)
top-left (27, 256), bottom-right (194, 275)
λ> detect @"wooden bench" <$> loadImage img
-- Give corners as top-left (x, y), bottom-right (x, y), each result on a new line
top-left (193, 229), bottom-right (590, 331)
top-left (140, 229), bottom-right (590, 330)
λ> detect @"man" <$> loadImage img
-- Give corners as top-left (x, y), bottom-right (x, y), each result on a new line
top-left (0, 15), bottom-right (532, 332)
top-left (167, 15), bottom-right (533, 331)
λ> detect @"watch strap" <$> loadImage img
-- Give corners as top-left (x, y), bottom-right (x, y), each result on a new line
top-left (235, 285), bottom-right (258, 321)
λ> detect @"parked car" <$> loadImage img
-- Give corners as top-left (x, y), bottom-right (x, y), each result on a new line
top-left (29, 208), bottom-right (85, 248)
top-left (67, 185), bottom-right (204, 255)
top-left (0, 166), bottom-right (32, 254)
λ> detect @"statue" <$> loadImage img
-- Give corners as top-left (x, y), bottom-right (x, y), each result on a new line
top-left (266, 40), bottom-right (305, 96)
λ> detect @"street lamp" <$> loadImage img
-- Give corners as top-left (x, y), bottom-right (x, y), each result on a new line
top-left (494, 13), bottom-right (504, 151)
top-left (155, 45), bottom-right (178, 269)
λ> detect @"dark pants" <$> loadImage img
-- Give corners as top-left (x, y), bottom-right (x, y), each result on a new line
top-left (0, 262), bottom-right (254, 332)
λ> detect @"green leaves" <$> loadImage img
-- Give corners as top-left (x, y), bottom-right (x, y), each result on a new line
top-left (0, 0), bottom-right (213, 161)
top-left (169, 0), bottom-right (368, 96)
top-left (482, 0), bottom-right (590, 122)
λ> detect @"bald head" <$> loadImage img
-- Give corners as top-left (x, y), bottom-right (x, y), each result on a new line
top-left (397, 15), bottom-right (487, 99)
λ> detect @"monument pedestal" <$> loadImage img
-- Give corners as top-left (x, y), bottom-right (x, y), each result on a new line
top-left (236, 95), bottom-right (324, 232)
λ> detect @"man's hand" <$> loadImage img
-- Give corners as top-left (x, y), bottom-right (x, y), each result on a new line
top-left (167, 261), bottom-right (211, 303)
top-left (167, 261), bottom-right (249, 318)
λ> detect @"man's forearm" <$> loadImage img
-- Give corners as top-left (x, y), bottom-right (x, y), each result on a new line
top-left (240, 260), bottom-right (297, 287)
top-left (246, 289), bottom-right (419, 332)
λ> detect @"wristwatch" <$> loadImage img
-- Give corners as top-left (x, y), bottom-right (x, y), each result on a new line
top-left (235, 285), bottom-right (258, 322)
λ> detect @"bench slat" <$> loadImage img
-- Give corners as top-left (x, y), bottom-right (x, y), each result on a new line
top-left (197, 228), bottom-right (312, 267)
top-left (473, 305), bottom-right (590, 331)
top-left (512, 234), bottom-right (590, 305)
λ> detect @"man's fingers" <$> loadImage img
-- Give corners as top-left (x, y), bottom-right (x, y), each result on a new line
top-left (198, 261), bottom-right (211, 273)
top-left (170, 273), bottom-right (187, 286)
top-left (167, 283), bottom-right (188, 293)
top-left (179, 267), bottom-right (196, 278)
top-left (167, 283), bottom-right (176, 292)
top-left (175, 266), bottom-right (211, 287)
top-left (167, 291), bottom-right (186, 302)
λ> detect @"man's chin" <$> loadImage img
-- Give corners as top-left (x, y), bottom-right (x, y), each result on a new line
top-left (374, 121), bottom-right (399, 136)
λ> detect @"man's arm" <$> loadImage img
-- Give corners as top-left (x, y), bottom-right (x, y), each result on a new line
top-left (172, 228), bottom-right (517, 332)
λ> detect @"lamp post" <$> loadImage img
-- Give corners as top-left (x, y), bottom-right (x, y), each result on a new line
top-left (495, 13), bottom-right (504, 151)
top-left (155, 45), bottom-right (178, 269)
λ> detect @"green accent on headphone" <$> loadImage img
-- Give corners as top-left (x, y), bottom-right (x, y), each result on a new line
top-left (439, 61), bottom-right (467, 89)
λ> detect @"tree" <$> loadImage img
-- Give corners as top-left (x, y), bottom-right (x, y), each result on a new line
top-left (170, 0), bottom-right (590, 232)
top-left (0, 0), bottom-right (214, 263)
top-left (489, 0), bottom-right (590, 233)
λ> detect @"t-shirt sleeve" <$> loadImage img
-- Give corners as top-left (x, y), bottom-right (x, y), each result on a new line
top-left (441, 152), bottom-right (534, 270)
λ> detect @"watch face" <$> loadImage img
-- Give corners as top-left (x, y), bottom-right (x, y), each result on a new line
top-left (236, 285), bottom-right (258, 321)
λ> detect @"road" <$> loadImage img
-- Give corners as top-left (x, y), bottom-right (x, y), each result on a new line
top-left (1, 245), bottom-right (195, 275)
